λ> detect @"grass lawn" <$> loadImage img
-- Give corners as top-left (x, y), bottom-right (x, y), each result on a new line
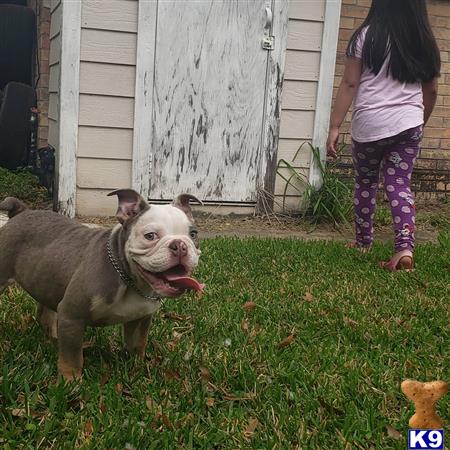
top-left (0, 235), bottom-right (449, 449)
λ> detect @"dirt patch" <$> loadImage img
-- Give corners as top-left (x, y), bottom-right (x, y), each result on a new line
top-left (77, 201), bottom-right (449, 245)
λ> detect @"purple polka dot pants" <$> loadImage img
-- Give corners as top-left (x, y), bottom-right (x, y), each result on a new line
top-left (352, 125), bottom-right (422, 252)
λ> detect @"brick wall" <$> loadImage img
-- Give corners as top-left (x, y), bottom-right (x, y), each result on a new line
top-left (30, 0), bottom-right (50, 148)
top-left (334, 0), bottom-right (450, 193)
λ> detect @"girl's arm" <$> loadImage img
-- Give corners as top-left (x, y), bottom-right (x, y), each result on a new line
top-left (327, 57), bottom-right (362, 158)
top-left (422, 77), bottom-right (438, 125)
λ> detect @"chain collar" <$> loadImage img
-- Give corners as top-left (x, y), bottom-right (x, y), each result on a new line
top-left (106, 237), bottom-right (163, 304)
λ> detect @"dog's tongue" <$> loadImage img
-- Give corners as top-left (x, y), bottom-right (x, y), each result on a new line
top-left (164, 273), bottom-right (204, 292)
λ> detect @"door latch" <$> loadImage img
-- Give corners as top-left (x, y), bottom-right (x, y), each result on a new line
top-left (262, 36), bottom-right (275, 50)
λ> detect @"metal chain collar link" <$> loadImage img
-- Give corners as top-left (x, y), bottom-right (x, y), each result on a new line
top-left (106, 239), bottom-right (163, 305)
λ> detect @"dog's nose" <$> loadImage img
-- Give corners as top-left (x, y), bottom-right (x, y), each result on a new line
top-left (169, 239), bottom-right (187, 257)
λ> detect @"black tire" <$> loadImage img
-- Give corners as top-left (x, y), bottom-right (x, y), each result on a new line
top-left (0, 81), bottom-right (37, 170)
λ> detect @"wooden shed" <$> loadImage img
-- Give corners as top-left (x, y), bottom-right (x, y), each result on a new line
top-left (48, 0), bottom-right (342, 217)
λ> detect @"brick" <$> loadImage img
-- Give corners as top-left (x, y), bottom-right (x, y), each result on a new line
top-left (436, 39), bottom-right (450, 52)
top-left (39, 127), bottom-right (48, 140)
top-left (40, 21), bottom-right (50, 35)
top-left (341, 5), bottom-right (369, 19)
top-left (436, 84), bottom-right (450, 95)
top-left (337, 40), bottom-right (349, 53)
top-left (427, 116), bottom-right (444, 128)
top-left (430, 106), bottom-right (450, 117)
top-left (428, 0), bottom-right (450, 14)
top-left (39, 49), bottom-right (49, 61)
top-left (441, 51), bottom-right (449, 63)
top-left (342, 0), bottom-right (357, 5)
top-left (440, 139), bottom-right (450, 149)
top-left (39, 34), bottom-right (50, 51)
top-left (339, 29), bottom-right (355, 41)
top-left (38, 73), bottom-right (49, 87)
top-left (421, 138), bottom-right (441, 149)
top-left (39, 62), bottom-right (49, 75)
top-left (433, 27), bottom-right (450, 40)
top-left (424, 127), bottom-right (450, 138)
top-left (430, 16), bottom-right (450, 28)
top-left (40, 7), bottom-right (50, 22)
top-left (39, 115), bottom-right (49, 127)
top-left (335, 64), bottom-right (345, 76)
top-left (340, 17), bottom-right (355, 30)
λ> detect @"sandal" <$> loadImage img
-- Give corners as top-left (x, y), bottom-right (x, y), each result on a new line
top-left (379, 250), bottom-right (414, 271)
top-left (345, 242), bottom-right (372, 253)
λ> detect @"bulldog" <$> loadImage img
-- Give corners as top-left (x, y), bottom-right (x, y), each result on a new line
top-left (0, 189), bottom-right (203, 381)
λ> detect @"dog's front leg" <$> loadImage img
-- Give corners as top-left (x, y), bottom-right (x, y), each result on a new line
top-left (57, 314), bottom-right (86, 381)
top-left (123, 316), bottom-right (152, 357)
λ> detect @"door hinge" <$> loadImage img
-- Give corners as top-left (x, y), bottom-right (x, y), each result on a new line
top-left (262, 36), bottom-right (275, 51)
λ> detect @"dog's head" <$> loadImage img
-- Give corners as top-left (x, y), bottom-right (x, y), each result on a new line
top-left (108, 189), bottom-right (203, 298)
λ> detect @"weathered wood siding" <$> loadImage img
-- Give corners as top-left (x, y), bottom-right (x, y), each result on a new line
top-left (276, 0), bottom-right (326, 211)
top-left (48, 0), bottom-right (62, 152)
top-left (77, 0), bottom-right (138, 216)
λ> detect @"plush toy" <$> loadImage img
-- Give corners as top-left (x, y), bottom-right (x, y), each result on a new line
top-left (401, 379), bottom-right (448, 429)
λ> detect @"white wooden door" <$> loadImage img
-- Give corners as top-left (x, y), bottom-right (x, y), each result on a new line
top-left (150, 0), bottom-right (273, 202)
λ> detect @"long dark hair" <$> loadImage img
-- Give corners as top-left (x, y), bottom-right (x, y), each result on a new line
top-left (347, 0), bottom-right (440, 83)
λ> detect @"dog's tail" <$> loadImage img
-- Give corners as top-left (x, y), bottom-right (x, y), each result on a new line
top-left (0, 197), bottom-right (27, 218)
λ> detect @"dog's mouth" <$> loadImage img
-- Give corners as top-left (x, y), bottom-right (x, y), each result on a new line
top-left (136, 263), bottom-right (204, 297)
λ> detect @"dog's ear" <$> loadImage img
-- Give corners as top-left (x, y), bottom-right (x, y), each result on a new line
top-left (0, 197), bottom-right (27, 218)
top-left (172, 194), bottom-right (203, 220)
top-left (107, 189), bottom-right (149, 224)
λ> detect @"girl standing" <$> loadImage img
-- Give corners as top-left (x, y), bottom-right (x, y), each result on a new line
top-left (327, 0), bottom-right (441, 270)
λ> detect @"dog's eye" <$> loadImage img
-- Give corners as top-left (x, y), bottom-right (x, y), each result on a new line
top-left (144, 232), bottom-right (158, 241)
top-left (190, 230), bottom-right (198, 240)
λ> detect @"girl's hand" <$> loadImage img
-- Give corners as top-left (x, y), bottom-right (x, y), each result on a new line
top-left (327, 126), bottom-right (339, 159)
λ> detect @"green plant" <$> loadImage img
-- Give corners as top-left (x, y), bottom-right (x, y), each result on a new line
top-left (0, 167), bottom-right (47, 208)
top-left (277, 143), bottom-right (352, 225)
top-left (374, 205), bottom-right (391, 227)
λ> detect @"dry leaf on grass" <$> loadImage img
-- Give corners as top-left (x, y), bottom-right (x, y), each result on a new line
top-left (145, 396), bottom-right (159, 412)
top-left (199, 366), bottom-right (211, 381)
top-left (343, 317), bottom-right (359, 328)
top-left (11, 408), bottom-right (25, 417)
top-left (241, 318), bottom-right (250, 332)
top-left (100, 372), bottom-right (111, 386)
top-left (84, 420), bottom-right (94, 437)
top-left (115, 383), bottom-right (123, 395)
top-left (244, 417), bottom-right (259, 439)
top-left (166, 340), bottom-right (178, 352)
top-left (161, 413), bottom-right (173, 430)
top-left (164, 369), bottom-right (181, 381)
top-left (206, 397), bottom-right (215, 407)
top-left (223, 393), bottom-right (255, 402)
top-left (277, 334), bottom-right (295, 348)
top-left (162, 311), bottom-right (191, 321)
top-left (386, 425), bottom-right (402, 440)
top-left (303, 292), bottom-right (314, 302)
top-left (242, 301), bottom-right (257, 311)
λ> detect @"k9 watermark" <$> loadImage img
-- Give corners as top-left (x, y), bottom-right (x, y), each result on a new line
top-left (408, 429), bottom-right (444, 450)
